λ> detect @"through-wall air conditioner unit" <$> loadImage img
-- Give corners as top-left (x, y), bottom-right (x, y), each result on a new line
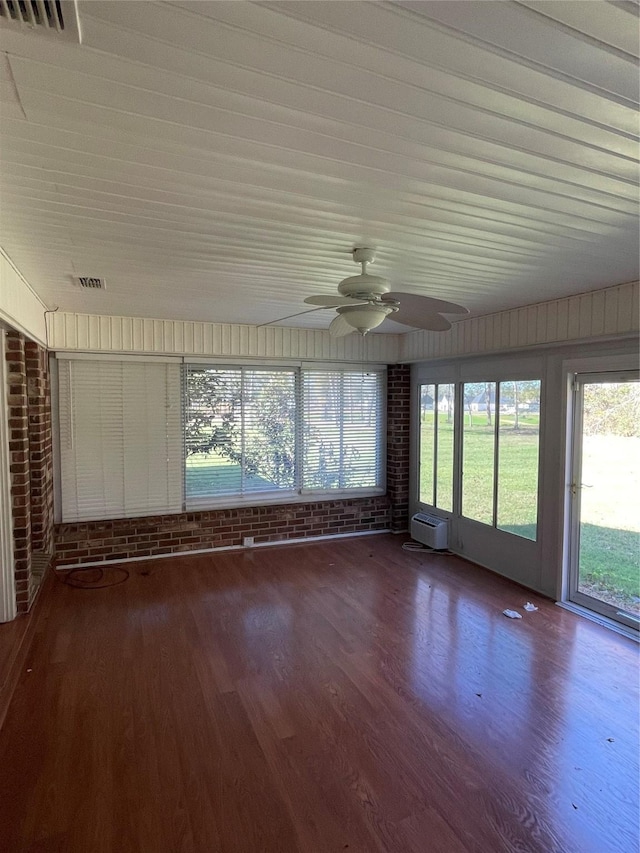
top-left (410, 512), bottom-right (448, 550)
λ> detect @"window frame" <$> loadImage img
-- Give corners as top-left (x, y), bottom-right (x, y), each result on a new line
top-left (184, 363), bottom-right (300, 508)
top-left (415, 359), bottom-right (543, 543)
top-left (417, 381), bottom-right (456, 512)
top-left (459, 378), bottom-right (542, 539)
top-left (300, 366), bottom-right (386, 497)
top-left (182, 361), bottom-right (387, 511)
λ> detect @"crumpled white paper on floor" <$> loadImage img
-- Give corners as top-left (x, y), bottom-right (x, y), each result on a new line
top-left (503, 609), bottom-right (523, 619)
top-left (523, 602), bottom-right (538, 612)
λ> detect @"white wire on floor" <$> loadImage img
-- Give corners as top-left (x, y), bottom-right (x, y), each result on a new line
top-left (401, 541), bottom-right (453, 554)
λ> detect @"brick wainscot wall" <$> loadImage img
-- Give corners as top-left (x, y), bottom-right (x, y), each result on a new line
top-left (54, 364), bottom-right (412, 567)
top-left (5, 331), bottom-right (54, 611)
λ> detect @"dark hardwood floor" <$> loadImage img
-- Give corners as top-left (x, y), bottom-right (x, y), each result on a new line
top-left (0, 534), bottom-right (638, 853)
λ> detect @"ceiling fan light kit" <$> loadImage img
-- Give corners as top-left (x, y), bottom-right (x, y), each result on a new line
top-left (336, 302), bottom-right (398, 336)
top-left (296, 247), bottom-right (470, 337)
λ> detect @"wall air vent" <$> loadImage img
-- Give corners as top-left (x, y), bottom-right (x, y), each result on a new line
top-left (0, 0), bottom-right (81, 42)
top-left (76, 276), bottom-right (106, 290)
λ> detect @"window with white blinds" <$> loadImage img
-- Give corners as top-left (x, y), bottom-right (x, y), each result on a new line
top-left (302, 370), bottom-right (385, 492)
top-left (185, 364), bottom-right (385, 504)
top-left (184, 366), bottom-right (297, 501)
top-left (56, 359), bottom-right (385, 519)
top-left (58, 359), bottom-right (182, 522)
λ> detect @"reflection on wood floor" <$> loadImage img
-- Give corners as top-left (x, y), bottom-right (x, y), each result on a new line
top-left (0, 534), bottom-right (637, 852)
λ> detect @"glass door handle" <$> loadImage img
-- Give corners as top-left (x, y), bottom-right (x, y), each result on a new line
top-left (569, 482), bottom-right (592, 494)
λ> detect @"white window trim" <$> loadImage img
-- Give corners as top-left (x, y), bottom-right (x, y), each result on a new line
top-left (55, 352), bottom-right (181, 364)
top-left (187, 487), bottom-right (386, 513)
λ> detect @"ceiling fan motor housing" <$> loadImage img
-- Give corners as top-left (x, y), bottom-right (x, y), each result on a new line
top-left (338, 273), bottom-right (390, 297)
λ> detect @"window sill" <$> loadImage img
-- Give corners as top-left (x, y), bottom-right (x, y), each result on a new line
top-left (186, 488), bottom-right (387, 512)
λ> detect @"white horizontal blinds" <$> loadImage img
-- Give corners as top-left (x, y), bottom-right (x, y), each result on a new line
top-left (58, 359), bottom-right (182, 522)
top-left (184, 367), bottom-right (241, 498)
top-left (184, 366), bottom-right (297, 500)
top-left (302, 369), bottom-right (384, 491)
top-left (243, 369), bottom-right (297, 492)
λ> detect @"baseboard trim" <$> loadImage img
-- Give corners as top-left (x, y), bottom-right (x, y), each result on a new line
top-left (55, 528), bottom-right (391, 571)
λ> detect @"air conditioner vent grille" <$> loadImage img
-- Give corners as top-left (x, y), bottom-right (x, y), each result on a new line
top-left (0, 0), bottom-right (80, 41)
top-left (1, 0), bottom-right (63, 29)
top-left (76, 276), bottom-right (106, 290)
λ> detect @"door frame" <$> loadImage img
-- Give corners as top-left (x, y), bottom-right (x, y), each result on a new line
top-left (564, 358), bottom-right (639, 634)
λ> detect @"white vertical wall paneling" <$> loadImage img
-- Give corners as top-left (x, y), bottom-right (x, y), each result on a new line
top-left (509, 311), bottom-right (518, 349)
top-left (0, 252), bottom-right (47, 345)
top-left (90, 316), bottom-right (100, 347)
top-left (536, 304), bottom-right (547, 344)
top-left (400, 281), bottom-right (639, 362)
top-left (590, 292), bottom-right (604, 337)
top-left (518, 308), bottom-right (528, 346)
top-left (557, 300), bottom-right (569, 342)
top-left (63, 313), bottom-right (76, 349)
top-left (603, 291), bottom-right (617, 335)
top-left (578, 295), bottom-right (592, 339)
top-left (529, 306), bottom-right (539, 345)
top-left (46, 282), bottom-right (638, 363)
top-left (546, 302), bottom-right (558, 342)
top-left (567, 296), bottom-right (580, 339)
top-left (48, 312), bottom-right (403, 362)
top-left (100, 316), bottom-right (112, 350)
top-left (617, 283), bottom-right (634, 334)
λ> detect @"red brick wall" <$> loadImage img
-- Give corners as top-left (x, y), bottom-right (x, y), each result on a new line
top-left (6, 333), bottom-right (31, 611)
top-left (25, 341), bottom-right (54, 555)
top-left (386, 364), bottom-right (411, 531)
top-left (4, 331), bottom-right (54, 611)
top-left (55, 497), bottom-right (391, 565)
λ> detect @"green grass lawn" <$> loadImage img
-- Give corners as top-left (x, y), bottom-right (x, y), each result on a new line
top-left (186, 451), bottom-right (278, 496)
top-left (420, 416), bottom-right (640, 609)
top-left (578, 435), bottom-right (640, 611)
top-left (420, 413), bottom-right (539, 537)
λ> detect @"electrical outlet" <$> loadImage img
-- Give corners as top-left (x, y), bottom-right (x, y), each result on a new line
top-left (243, 536), bottom-right (255, 548)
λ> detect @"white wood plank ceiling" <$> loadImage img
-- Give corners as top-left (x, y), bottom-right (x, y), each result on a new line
top-left (0, 1), bottom-right (638, 332)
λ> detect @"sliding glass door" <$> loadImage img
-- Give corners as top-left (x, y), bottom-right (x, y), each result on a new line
top-left (568, 372), bottom-right (640, 632)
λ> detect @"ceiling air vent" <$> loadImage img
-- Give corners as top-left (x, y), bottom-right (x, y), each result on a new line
top-left (0, 0), bottom-right (81, 42)
top-left (76, 276), bottom-right (106, 291)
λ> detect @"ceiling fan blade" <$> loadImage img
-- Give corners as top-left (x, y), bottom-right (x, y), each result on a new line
top-left (385, 292), bottom-right (469, 315)
top-left (391, 312), bottom-right (452, 332)
top-left (304, 295), bottom-right (367, 307)
top-left (256, 306), bottom-right (326, 327)
top-left (328, 314), bottom-right (354, 338)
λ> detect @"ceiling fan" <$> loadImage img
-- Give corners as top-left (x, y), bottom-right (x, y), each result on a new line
top-left (303, 248), bottom-right (469, 337)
